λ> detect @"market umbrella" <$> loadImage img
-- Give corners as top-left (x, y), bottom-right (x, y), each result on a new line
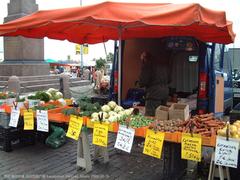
top-left (45, 58), bottom-right (58, 63)
top-left (0, 2), bottom-right (235, 104)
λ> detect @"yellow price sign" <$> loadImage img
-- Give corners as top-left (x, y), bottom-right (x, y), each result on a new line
top-left (24, 110), bottom-right (34, 130)
top-left (66, 115), bottom-right (83, 140)
top-left (181, 133), bottom-right (202, 162)
top-left (143, 129), bottom-right (165, 159)
top-left (93, 123), bottom-right (109, 147)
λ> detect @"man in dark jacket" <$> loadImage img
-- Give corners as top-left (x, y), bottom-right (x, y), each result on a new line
top-left (139, 51), bottom-right (171, 116)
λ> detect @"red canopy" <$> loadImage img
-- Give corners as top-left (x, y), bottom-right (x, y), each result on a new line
top-left (0, 2), bottom-right (235, 44)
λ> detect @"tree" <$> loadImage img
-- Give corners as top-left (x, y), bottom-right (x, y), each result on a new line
top-left (96, 57), bottom-right (106, 70)
top-left (106, 52), bottom-right (114, 62)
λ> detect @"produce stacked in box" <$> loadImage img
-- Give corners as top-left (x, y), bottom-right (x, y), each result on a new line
top-left (217, 120), bottom-right (240, 139)
top-left (118, 114), bottom-right (154, 128)
top-left (91, 101), bottom-right (134, 123)
top-left (151, 113), bottom-right (225, 137)
top-left (76, 97), bottom-right (101, 117)
top-left (149, 119), bottom-right (183, 132)
top-left (32, 104), bottom-right (57, 111)
top-left (185, 113), bottom-right (225, 136)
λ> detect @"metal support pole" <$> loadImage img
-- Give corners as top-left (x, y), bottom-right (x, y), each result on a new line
top-left (118, 27), bottom-right (122, 105)
top-left (80, 0), bottom-right (83, 71)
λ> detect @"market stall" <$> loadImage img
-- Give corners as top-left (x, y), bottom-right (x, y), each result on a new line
top-left (0, 2), bottom-right (235, 105)
top-left (0, 2), bottom-right (237, 179)
top-left (1, 89), bottom-right (240, 177)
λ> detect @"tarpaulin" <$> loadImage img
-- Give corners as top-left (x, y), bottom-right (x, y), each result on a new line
top-left (0, 2), bottom-right (235, 44)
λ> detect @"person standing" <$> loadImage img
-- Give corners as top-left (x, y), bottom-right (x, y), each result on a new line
top-left (138, 51), bottom-right (171, 116)
top-left (92, 67), bottom-right (96, 86)
top-left (95, 68), bottom-right (103, 90)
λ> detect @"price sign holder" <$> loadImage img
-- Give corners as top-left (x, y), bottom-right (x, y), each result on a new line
top-left (114, 125), bottom-right (135, 153)
top-left (143, 129), bottom-right (165, 159)
top-left (181, 133), bottom-right (202, 162)
top-left (208, 123), bottom-right (235, 180)
top-left (76, 126), bottom-right (93, 172)
top-left (23, 110), bottom-right (34, 130)
top-left (66, 115), bottom-right (83, 140)
top-left (9, 107), bottom-right (20, 128)
top-left (92, 121), bottom-right (109, 164)
top-left (36, 110), bottom-right (49, 132)
top-left (92, 122), bottom-right (109, 147)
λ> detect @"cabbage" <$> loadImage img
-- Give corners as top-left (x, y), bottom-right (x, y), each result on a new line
top-left (91, 112), bottom-right (99, 121)
top-left (46, 92), bottom-right (52, 99)
top-left (101, 105), bottom-right (111, 112)
top-left (114, 105), bottom-right (124, 113)
top-left (47, 88), bottom-right (58, 94)
top-left (115, 114), bottom-right (122, 121)
top-left (108, 101), bottom-right (117, 110)
top-left (91, 112), bottom-right (99, 118)
top-left (108, 116), bottom-right (117, 122)
top-left (124, 109), bottom-right (133, 116)
top-left (98, 111), bottom-right (109, 120)
top-left (108, 111), bottom-right (117, 117)
top-left (58, 98), bottom-right (66, 106)
top-left (118, 111), bottom-right (126, 116)
top-left (55, 92), bottom-right (63, 99)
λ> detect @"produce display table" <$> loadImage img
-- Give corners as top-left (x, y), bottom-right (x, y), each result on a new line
top-left (2, 103), bottom-right (228, 179)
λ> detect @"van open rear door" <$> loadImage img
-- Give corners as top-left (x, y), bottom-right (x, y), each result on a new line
top-left (208, 44), bottom-right (233, 116)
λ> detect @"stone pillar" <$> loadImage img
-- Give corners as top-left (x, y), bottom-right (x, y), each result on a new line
top-left (0, 0), bottom-right (49, 76)
top-left (60, 74), bottom-right (71, 98)
top-left (8, 76), bottom-right (20, 93)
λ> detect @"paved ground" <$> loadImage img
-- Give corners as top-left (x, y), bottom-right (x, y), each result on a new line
top-left (0, 131), bottom-right (202, 180)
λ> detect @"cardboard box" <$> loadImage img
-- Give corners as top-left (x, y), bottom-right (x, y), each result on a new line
top-left (155, 105), bottom-right (169, 120)
top-left (169, 103), bottom-right (190, 120)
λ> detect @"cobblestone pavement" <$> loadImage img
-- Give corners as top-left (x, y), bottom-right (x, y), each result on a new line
top-left (0, 133), bottom-right (173, 180)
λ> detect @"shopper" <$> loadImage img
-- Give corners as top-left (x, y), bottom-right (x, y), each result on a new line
top-left (83, 67), bottom-right (90, 80)
top-left (92, 67), bottom-right (97, 86)
top-left (95, 68), bottom-right (103, 90)
top-left (138, 51), bottom-right (171, 116)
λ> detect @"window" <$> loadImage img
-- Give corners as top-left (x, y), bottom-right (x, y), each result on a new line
top-left (214, 44), bottom-right (223, 70)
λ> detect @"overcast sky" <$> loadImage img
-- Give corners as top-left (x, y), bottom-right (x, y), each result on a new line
top-left (0, 0), bottom-right (239, 62)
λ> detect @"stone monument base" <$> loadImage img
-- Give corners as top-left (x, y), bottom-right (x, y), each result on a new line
top-left (0, 63), bottom-right (50, 76)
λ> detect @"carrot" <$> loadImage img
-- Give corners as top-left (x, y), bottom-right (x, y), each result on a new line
top-left (210, 127), bottom-right (216, 136)
top-left (200, 116), bottom-right (213, 122)
top-left (204, 120), bottom-right (218, 124)
top-left (200, 131), bottom-right (211, 136)
top-left (206, 123), bottom-right (219, 127)
top-left (193, 120), bottom-right (200, 128)
top-left (182, 127), bottom-right (186, 132)
top-left (199, 113), bottom-right (214, 118)
top-left (195, 128), bottom-right (207, 133)
top-left (185, 120), bottom-right (192, 128)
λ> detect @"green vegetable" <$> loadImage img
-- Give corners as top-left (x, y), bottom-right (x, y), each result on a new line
top-left (36, 91), bottom-right (50, 102)
top-left (62, 108), bottom-right (79, 116)
top-left (7, 92), bottom-right (16, 98)
top-left (119, 114), bottom-right (154, 128)
top-left (76, 98), bottom-right (101, 117)
top-left (16, 97), bottom-right (25, 102)
top-left (0, 92), bottom-right (7, 99)
top-left (32, 104), bottom-right (57, 111)
top-left (28, 95), bottom-right (39, 100)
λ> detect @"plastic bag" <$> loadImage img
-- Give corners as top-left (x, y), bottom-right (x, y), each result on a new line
top-left (45, 125), bottom-right (66, 149)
